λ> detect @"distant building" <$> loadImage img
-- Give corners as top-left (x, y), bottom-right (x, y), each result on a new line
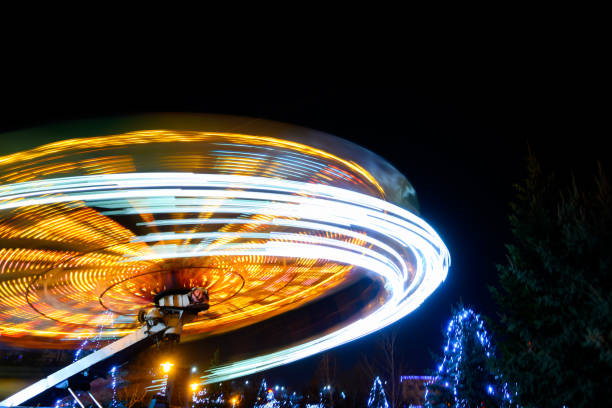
top-left (400, 375), bottom-right (435, 407)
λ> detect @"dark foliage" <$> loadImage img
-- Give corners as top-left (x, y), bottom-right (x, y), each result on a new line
top-left (491, 155), bottom-right (612, 407)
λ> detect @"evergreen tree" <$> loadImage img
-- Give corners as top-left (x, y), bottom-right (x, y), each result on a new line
top-left (491, 157), bottom-right (612, 407)
top-left (254, 379), bottom-right (269, 407)
top-left (426, 307), bottom-right (516, 408)
top-left (254, 379), bottom-right (281, 408)
top-left (367, 377), bottom-right (389, 408)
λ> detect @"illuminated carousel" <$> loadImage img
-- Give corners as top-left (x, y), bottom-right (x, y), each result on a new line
top-left (0, 114), bottom-right (449, 405)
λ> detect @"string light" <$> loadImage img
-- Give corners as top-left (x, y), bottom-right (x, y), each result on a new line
top-left (426, 308), bottom-right (517, 407)
top-left (367, 376), bottom-right (389, 408)
top-left (110, 366), bottom-right (117, 408)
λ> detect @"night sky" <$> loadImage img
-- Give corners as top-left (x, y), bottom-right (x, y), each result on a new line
top-left (0, 61), bottom-right (606, 390)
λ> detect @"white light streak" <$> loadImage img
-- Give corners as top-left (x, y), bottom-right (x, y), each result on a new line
top-left (0, 172), bottom-right (450, 382)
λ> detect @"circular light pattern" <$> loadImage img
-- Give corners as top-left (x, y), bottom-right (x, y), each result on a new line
top-left (0, 117), bottom-right (449, 381)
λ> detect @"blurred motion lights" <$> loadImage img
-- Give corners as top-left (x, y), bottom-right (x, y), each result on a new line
top-left (0, 116), bottom-right (449, 381)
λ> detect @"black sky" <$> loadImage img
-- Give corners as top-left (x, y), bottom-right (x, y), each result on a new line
top-left (0, 50), bottom-right (607, 389)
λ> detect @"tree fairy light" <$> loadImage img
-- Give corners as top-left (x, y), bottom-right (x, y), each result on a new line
top-left (426, 308), bottom-right (517, 408)
top-left (0, 114), bottom-right (449, 380)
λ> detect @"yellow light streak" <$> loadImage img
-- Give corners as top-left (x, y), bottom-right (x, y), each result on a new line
top-left (0, 128), bottom-right (440, 351)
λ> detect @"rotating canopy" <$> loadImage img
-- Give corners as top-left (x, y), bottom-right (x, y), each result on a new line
top-left (0, 114), bottom-right (449, 379)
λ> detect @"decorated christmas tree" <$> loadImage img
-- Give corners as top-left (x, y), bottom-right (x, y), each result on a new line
top-left (254, 379), bottom-right (280, 408)
top-left (367, 376), bottom-right (389, 408)
top-left (426, 307), bottom-right (517, 408)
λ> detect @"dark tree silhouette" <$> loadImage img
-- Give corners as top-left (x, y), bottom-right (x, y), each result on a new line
top-left (491, 156), bottom-right (612, 407)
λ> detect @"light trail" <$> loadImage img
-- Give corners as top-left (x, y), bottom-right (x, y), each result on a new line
top-left (0, 122), bottom-right (448, 381)
top-left (0, 172), bottom-right (449, 378)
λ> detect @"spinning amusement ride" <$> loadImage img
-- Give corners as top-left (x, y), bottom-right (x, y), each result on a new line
top-left (0, 114), bottom-right (449, 406)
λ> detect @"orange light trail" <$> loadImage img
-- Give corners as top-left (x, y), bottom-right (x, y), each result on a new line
top-left (0, 130), bottom-right (393, 346)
